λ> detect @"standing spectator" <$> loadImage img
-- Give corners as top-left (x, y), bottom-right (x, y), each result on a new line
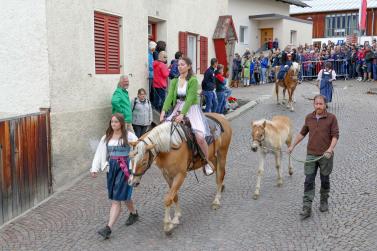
top-left (288, 95), bottom-right (339, 220)
top-left (273, 38), bottom-right (279, 49)
top-left (231, 53), bottom-right (242, 87)
top-left (242, 55), bottom-right (251, 87)
top-left (111, 75), bottom-right (133, 132)
top-left (253, 57), bottom-right (261, 85)
top-left (148, 41), bottom-right (157, 104)
top-left (91, 113), bottom-right (139, 239)
top-left (364, 45), bottom-right (373, 81)
top-left (169, 51), bottom-right (182, 80)
top-left (372, 44), bottom-right (377, 81)
top-left (131, 88), bottom-right (153, 138)
top-left (267, 38), bottom-right (273, 50)
top-left (153, 41), bottom-right (166, 60)
top-left (317, 62), bottom-right (336, 104)
top-left (153, 51), bottom-right (169, 111)
top-left (260, 54), bottom-right (269, 84)
top-left (202, 58), bottom-right (218, 112)
top-left (215, 64), bottom-right (226, 114)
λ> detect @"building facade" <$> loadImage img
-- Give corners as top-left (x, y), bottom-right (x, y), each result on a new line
top-left (0, 0), bottom-right (227, 188)
top-left (290, 0), bottom-right (377, 45)
top-left (228, 0), bottom-right (312, 54)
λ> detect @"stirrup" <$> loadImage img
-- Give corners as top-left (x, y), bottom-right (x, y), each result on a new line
top-left (203, 163), bottom-right (214, 176)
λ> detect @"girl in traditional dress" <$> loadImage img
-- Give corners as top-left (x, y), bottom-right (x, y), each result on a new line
top-left (159, 57), bottom-right (215, 176)
top-left (91, 113), bottom-right (139, 239)
top-left (317, 62), bottom-right (336, 103)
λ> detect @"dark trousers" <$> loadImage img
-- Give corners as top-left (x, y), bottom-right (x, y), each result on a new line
top-left (303, 154), bottom-right (333, 209)
top-left (203, 90), bottom-right (218, 113)
top-left (132, 124), bottom-right (149, 138)
top-left (153, 87), bottom-right (166, 112)
top-left (149, 78), bottom-right (154, 104)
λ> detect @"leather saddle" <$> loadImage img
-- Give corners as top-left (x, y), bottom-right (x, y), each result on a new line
top-left (176, 114), bottom-right (224, 161)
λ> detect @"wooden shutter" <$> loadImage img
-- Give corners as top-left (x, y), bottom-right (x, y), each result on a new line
top-left (94, 12), bottom-right (120, 74)
top-left (200, 36), bottom-right (208, 74)
top-left (178, 31), bottom-right (187, 56)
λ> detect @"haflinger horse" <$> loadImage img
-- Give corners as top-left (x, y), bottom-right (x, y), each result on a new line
top-left (128, 113), bottom-right (232, 235)
top-left (274, 62), bottom-right (300, 112)
top-left (250, 115), bottom-right (293, 200)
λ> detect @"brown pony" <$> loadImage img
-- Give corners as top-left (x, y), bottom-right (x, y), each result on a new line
top-left (128, 113), bottom-right (232, 235)
top-left (274, 62), bottom-right (300, 111)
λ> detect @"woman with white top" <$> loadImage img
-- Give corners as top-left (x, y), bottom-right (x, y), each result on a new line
top-left (90, 113), bottom-right (139, 239)
top-left (159, 57), bottom-right (215, 176)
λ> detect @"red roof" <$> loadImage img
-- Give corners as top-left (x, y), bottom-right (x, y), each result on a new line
top-left (213, 15), bottom-right (238, 42)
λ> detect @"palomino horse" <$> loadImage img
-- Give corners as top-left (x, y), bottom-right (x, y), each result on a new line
top-left (128, 113), bottom-right (232, 234)
top-left (250, 116), bottom-right (293, 199)
top-left (275, 62), bottom-right (300, 112)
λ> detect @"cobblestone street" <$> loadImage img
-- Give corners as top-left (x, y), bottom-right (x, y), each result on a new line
top-left (1, 81), bottom-right (377, 250)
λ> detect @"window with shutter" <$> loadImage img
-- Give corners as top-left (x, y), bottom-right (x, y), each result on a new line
top-left (94, 12), bottom-right (121, 74)
top-left (200, 36), bottom-right (208, 74)
top-left (178, 32), bottom-right (187, 56)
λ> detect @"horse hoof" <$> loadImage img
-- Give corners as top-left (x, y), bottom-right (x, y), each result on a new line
top-left (253, 193), bottom-right (259, 200)
top-left (164, 223), bottom-right (175, 235)
top-left (211, 203), bottom-right (220, 210)
top-left (276, 182), bottom-right (283, 187)
top-left (289, 170), bottom-right (293, 176)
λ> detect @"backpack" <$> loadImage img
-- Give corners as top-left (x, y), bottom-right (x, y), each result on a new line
top-left (132, 98), bottom-right (150, 112)
top-left (169, 60), bottom-right (179, 79)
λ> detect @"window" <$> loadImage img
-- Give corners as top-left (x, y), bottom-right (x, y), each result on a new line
top-left (179, 32), bottom-right (207, 74)
top-left (94, 12), bottom-right (121, 74)
top-left (325, 13), bottom-right (359, 37)
top-left (290, 30), bottom-right (297, 45)
top-left (239, 26), bottom-right (248, 44)
top-left (187, 34), bottom-right (197, 73)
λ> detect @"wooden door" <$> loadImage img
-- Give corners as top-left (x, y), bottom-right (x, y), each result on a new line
top-left (260, 28), bottom-right (273, 48)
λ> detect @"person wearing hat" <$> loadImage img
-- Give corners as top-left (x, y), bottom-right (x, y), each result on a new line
top-left (148, 41), bottom-right (157, 103)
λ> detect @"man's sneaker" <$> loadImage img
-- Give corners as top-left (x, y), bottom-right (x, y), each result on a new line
top-left (125, 211), bottom-right (139, 226)
top-left (299, 207), bottom-right (311, 220)
top-left (203, 164), bottom-right (214, 176)
top-left (319, 199), bottom-right (329, 212)
top-left (97, 226), bottom-right (111, 239)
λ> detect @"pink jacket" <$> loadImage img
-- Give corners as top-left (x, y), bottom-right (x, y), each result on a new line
top-left (153, 60), bottom-right (169, 89)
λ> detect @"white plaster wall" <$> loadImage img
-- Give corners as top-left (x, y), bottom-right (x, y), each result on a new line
top-left (228, 0), bottom-right (290, 54)
top-left (46, 0), bottom-right (148, 187)
top-left (146, 0), bottom-right (228, 82)
top-left (282, 19), bottom-right (313, 47)
top-left (0, 0), bottom-right (50, 114)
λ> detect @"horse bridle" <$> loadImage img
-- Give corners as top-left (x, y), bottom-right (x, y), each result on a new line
top-left (130, 138), bottom-right (157, 177)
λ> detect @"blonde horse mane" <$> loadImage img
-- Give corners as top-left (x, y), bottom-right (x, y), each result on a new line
top-left (146, 122), bottom-right (186, 152)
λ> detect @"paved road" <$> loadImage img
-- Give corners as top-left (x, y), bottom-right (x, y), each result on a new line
top-left (1, 81), bottom-right (377, 250)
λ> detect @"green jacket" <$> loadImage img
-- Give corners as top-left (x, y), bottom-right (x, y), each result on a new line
top-left (111, 87), bottom-right (132, 123)
top-left (162, 76), bottom-right (199, 115)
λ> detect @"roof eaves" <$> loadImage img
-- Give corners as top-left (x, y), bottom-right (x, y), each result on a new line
top-left (276, 0), bottom-right (310, 8)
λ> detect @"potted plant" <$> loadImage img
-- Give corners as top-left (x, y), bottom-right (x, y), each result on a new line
top-left (227, 96), bottom-right (239, 110)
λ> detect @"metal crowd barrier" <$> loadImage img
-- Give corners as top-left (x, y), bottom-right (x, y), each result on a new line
top-left (301, 59), bottom-right (349, 80)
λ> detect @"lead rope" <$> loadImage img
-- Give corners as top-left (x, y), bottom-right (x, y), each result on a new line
top-left (260, 146), bottom-right (326, 163)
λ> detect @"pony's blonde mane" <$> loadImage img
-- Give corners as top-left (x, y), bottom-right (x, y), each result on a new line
top-left (146, 122), bottom-right (186, 152)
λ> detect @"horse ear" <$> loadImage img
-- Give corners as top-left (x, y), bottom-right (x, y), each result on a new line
top-left (129, 141), bottom-right (138, 147)
top-left (145, 144), bottom-right (156, 150)
top-left (263, 120), bottom-right (267, 128)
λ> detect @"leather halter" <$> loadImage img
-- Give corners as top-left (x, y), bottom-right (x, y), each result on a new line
top-left (130, 138), bottom-right (157, 177)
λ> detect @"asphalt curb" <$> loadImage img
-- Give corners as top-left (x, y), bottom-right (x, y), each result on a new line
top-left (225, 99), bottom-right (258, 121)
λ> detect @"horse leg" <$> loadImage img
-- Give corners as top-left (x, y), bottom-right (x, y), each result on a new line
top-left (253, 150), bottom-right (266, 200)
top-left (286, 134), bottom-right (294, 176)
top-left (287, 88), bottom-right (294, 112)
top-left (275, 150), bottom-right (283, 186)
top-left (275, 83), bottom-right (280, 105)
top-left (171, 194), bottom-right (182, 225)
top-left (212, 151), bottom-right (226, 210)
top-left (163, 172), bottom-right (185, 234)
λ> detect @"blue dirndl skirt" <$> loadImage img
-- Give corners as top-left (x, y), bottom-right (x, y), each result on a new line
top-left (107, 159), bottom-right (133, 201)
